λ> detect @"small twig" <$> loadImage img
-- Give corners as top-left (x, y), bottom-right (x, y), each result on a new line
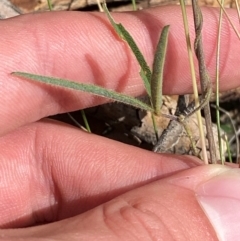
top-left (192, 1), bottom-right (217, 163)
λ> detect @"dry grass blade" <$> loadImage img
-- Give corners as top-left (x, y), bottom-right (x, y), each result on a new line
top-left (216, 0), bottom-right (240, 39)
top-left (215, 0), bottom-right (224, 163)
top-left (235, 0), bottom-right (240, 24)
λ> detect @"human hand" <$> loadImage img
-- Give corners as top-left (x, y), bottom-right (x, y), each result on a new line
top-left (0, 6), bottom-right (240, 240)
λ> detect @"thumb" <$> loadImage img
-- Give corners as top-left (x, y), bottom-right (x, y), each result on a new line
top-left (1, 165), bottom-right (239, 240)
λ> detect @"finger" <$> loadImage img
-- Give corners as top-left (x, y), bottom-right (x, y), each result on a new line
top-left (0, 120), bottom-right (201, 228)
top-left (1, 7), bottom-right (240, 135)
top-left (2, 165), bottom-right (239, 240)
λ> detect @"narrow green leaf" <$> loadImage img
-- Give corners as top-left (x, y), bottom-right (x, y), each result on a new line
top-left (140, 69), bottom-right (150, 95)
top-left (102, 3), bottom-right (122, 36)
top-left (103, 3), bottom-right (151, 96)
top-left (12, 72), bottom-right (153, 112)
top-left (150, 25), bottom-right (170, 116)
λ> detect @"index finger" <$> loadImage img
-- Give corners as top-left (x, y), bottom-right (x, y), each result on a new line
top-left (1, 6), bottom-right (240, 135)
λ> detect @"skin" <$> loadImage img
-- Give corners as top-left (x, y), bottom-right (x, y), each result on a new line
top-left (0, 6), bottom-right (240, 240)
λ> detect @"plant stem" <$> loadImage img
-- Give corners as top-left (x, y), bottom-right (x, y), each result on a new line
top-left (81, 110), bottom-right (91, 132)
top-left (47, 0), bottom-right (53, 11)
top-left (179, 0), bottom-right (208, 164)
top-left (192, 0), bottom-right (217, 163)
top-left (131, 0), bottom-right (137, 10)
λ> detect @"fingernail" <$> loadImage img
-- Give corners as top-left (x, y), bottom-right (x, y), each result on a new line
top-left (196, 168), bottom-right (240, 241)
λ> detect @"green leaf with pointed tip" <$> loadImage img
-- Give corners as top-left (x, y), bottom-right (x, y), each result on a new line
top-left (12, 72), bottom-right (153, 112)
top-left (103, 3), bottom-right (151, 96)
top-left (150, 25), bottom-right (170, 116)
